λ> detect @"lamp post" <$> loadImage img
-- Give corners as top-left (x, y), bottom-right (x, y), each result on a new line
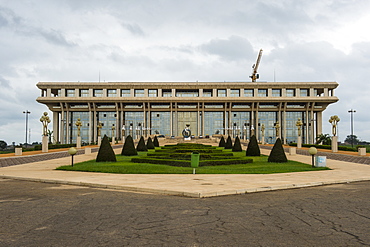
top-left (23, 110), bottom-right (31, 148)
top-left (68, 147), bottom-right (77, 167)
top-left (348, 109), bottom-right (356, 148)
top-left (308, 147), bottom-right (318, 168)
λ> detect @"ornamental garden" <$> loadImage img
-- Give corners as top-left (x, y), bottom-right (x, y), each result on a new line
top-left (57, 135), bottom-right (329, 174)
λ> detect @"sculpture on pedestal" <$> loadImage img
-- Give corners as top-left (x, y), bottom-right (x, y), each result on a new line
top-left (75, 118), bottom-right (82, 136)
top-left (182, 124), bottom-right (191, 139)
top-left (274, 121), bottom-right (280, 138)
top-left (329, 115), bottom-right (340, 136)
top-left (296, 118), bottom-right (303, 137)
top-left (40, 112), bottom-right (51, 136)
top-left (97, 122), bottom-right (103, 137)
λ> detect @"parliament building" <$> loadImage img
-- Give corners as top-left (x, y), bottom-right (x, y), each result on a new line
top-left (36, 81), bottom-right (338, 145)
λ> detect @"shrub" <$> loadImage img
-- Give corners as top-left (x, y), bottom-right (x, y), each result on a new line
top-left (136, 136), bottom-right (148, 151)
top-left (146, 137), bottom-right (155, 149)
top-left (268, 138), bottom-right (288, 163)
top-left (121, 135), bottom-right (138, 156)
top-left (246, 135), bottom-right (260, 156)
top-left (153, 136), bottom-right (160, 147)
top-left (225, 136), bottom-right (233, 149)
top-left (96, 135), bottom-right (117, 162)
top-left (219, 136), bottom-right (226, 147)
top-left (232, 136), bottom-right (243, 152)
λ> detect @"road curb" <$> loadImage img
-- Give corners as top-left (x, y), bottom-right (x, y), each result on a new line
top-left (1, 175), bottom-right (369, 198)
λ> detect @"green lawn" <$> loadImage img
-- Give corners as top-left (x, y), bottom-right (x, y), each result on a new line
top-left (56, 149), bottom-right (330, 174)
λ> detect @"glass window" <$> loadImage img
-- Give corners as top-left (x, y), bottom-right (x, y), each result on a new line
top-left (244, 89), bottom-right (254, 97)
top-left (203, 89), bottom-right (212, 97)
top-left (258, 89), bottom-right (267, 97)
top-left (230, 89), bottom-right (240, 97)
top-left (286, 89), bottom-right (295, 97)
top-left (176, 90), bottom-right (199, 97)
top-left (148, 89), bottom-right (157, 97)
top-left (217, 89), bottom-right (226, 97)
top-left (121, 89), bottom-right (131, 97)
top-left (93, 89), bottom-right (103, 97)
top-left (107, 89), bottom-right (116, 97)
top-left (134, 89), bottom-right (144, 97)
top-left (80, 89), bottom-right (89, 97)
top-left (272, 89), bottom-right (281, 97)
top-left (66, 89), bottom-right (75, 97)
top-left (57, 89), bottom-right (63, 97)
top-left (162, 89), bottom-right (172, 97)
top-left (300, 89), bottom-right (309, 97)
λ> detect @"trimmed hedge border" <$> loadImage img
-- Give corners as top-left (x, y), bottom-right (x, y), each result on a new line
top-left (131, 157), bottom-right (253, 167)
top-left (288, 143), bottom-right (366, 152)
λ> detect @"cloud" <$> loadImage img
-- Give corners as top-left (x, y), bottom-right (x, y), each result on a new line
top-left (121, 22), bottom-right (145, 36)
top-left (200, 36), bottom-right (254, 61)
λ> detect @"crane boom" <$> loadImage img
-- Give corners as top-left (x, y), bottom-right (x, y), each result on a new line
top-left (250, 49), bottom-right (263, 82)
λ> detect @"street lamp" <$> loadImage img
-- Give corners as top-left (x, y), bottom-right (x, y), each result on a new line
top-left (348, 109), bottom-right (356, 148)
top-left (23, 110), bottom-right (31, 148)
top-left (68, 147), bottom-right (77, 167)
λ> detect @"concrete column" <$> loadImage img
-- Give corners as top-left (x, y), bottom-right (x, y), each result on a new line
top-left (170, 103), bottom-right (173, 136)
top-left (317, 111), bottom-right (323, 137)
top-left (15, 148), bottom-right (22, 156)
top-left (332, 136), bottom-right (338, 152)
top-left (53, 111), bottom-right (59, 144)
top-left (65, 104), bottom-right (70, 144)
top-left (267, 88), bottom-right (272, 98)
top-left (309, 88), bottom-right (314, 97)
top-left (88, 109), bottom-right (92, 144)
top-left (89, 88), bottom-right (93, 97)
top-left (324, 88), bottom-right (328, 97)
top-left (76, 136), bottom-right (81, 149)
top-left (46, 88), bottom-right (51, 97)
top-left (213, 88), bottom-right (217, 97)
top-left (42, 136), bottom-right (48, 152)
top-left (98, 136), bottom-right (102, 146)
top-left (61, 88), bottom-right (65, 97)
top-left (60, 108), bottom-right (65, 144)
top-left (102, 88), bottom-right (107, 97)
top-left (297, 136), bottom-right (302, 148)
top-left (199, 89), bottom-right (203, 97)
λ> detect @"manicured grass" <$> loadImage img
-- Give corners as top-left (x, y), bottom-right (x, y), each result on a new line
top-left (56, 149), bottom-right (330, 174)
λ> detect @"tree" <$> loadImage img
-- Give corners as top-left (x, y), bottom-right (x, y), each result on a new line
top-left (344, 135), bottom-right (359, 145)
top-left (96, 135), bottom-right (116, 162)
top-left (0, 140), bottom-right (7, 150)
top-left (268, 138), bottom-right (287, 163)
top-left (246, 135), bottom-right (260, 156)
top-left (218, 136), bottom-right (226, 147)
top-left (232, 136), bottom-right (243, 152)
top-left (153, 135), bottom-right (160, 147)
top-left (121, 135), bottom-right (138, 156)
top-left (315, 133), bottom-right (331, 145)
top-left (136, 136), bottom-right (148, 151)
top-left (225, 136), bottom-right (233, 149)
top-left (146, 137), bottom-right (155, 149)
top-left (47, 129), bottom-right (53, 144)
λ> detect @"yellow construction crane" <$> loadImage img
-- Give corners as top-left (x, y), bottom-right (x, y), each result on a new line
top-left (250, 49), bottom-right (263, 82)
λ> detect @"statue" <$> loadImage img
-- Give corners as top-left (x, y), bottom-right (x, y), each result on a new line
top-left (261, 124), bottom-right (265, 136)
top-left (275, 121), bottom-right (280, 137)
top-left (182, 124), bottom-right (191, 138)
top-left (112, 125), bottom-right (115, 137)
top-left (75, 118), bottom-right (82, 137)
top-left (97, 122), bottom-right (103, 137)
top-left (251, 125), bottom-right (255, 136)
top-left (40, 112), bottom-right (51, 136)
top-left (329, 115), bottom-right (340, 136)
top-left (296, 118), bottom-right (303, 136)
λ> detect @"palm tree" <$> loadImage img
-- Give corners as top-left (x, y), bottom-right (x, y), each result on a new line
top-left (47, 130), bottom-right (53, 144)
top-left (315, 133), bottom-right (331, 145)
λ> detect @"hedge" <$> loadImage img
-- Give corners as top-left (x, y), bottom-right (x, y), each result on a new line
top-left (288, 143), bottom-right (361, 152)
top-left (131, 157), bottom-right (253, 167)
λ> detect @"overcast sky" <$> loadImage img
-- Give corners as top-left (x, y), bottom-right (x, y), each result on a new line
top-left (1, 0), bottom-right (370, 144)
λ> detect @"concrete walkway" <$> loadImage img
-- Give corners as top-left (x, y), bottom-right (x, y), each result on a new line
top-left (1, 145), bottom-right (370, 198)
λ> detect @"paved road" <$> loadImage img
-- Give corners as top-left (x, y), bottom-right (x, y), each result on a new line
top-left (0, 179), bottom-right (369, 247)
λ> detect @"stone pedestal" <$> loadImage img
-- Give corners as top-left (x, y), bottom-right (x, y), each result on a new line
top-left (289, 147), bottom-right (296, 155)
top-left (331, 136), bottom-right (338, 153)
top-left (42, 136), bottom-right (48, 153)
top-left (297, 136), bottom-right (302, 148)
top-left (261, 136), bottom-right (265, 145)
top-left (184, 137), bottom-right (191, 141)
top-left (85, 147), bottom-right (91, 155)
top-left (76, 136), bottom-right (81, 149)
top-left (97, 136), bottom-right (102, 146)
top-left (358, 148), bottom-right (366, 156)
top-left (112, 137), bottom-right (115, 145)
top-left (15, 147), bottom-right (22, 156)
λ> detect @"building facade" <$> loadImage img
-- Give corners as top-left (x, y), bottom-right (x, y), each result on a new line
top-left (36, 81), bottom-right (338, 144)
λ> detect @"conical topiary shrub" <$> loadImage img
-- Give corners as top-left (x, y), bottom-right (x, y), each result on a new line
top-left (232, 136), bottom-right (243, 152)
top-left (153, 135), bottom-right (160, 147)
top-left (268, 138), bottom-right (288, 163)
top-left (219, 136), bottom-right (226, 147)
top-left (225, 136), bottom-right (233, 149)
top-left (136, 136), bottom-right (148, 151)
top-left (146, 137), bottom-right (155, 149)
top-left (96, 135), bottom-right (116, 162)
top-left (246, 135), bottom-right (260, 156)
top-left (121, 135), bottom-right (138, 156)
